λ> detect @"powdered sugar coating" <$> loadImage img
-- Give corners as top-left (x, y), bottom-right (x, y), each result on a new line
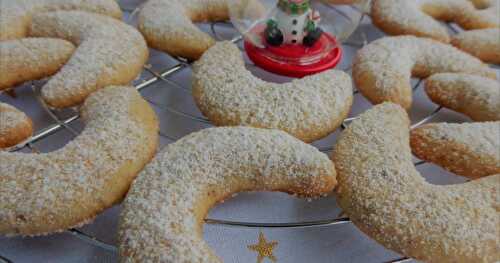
top-left (463, 0), bottom-right (499, 27)
top-left (451, 28), bottom-right (500, 64)
top-left (192, 41), bottom-right (353, 142)
top-left (0, 0), bottom-right (122, 41)
top-left (425, 73), bottom-right (500, 121)
top-left (30, 11), bottom-right (149, 108)
top-left (372, 0), bottom-right (500, 43)
top-left (411, 121), bottom-right (500, 179)
top-left (0, 104), bottom-right (26, 135)
top-left (352, 35), bottom-right (497, 109)
top-left (0, 103), bottom-right (33, 149)
top-left (119, 127), bottom-right (336, 262)
top-left (333, 103), bottom-right (499, 263)
top-left (0, 86), bottom-right (159, 236)
top-left (138, 0), bottom-right (229, 60)
top-left (0, 38), bottom-right (75, 90)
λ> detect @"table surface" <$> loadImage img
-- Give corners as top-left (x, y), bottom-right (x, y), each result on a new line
top-left (1, 1), bottom-right (498, 262)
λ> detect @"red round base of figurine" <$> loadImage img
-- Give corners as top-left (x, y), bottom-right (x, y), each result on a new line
top-left (244, 32), bottom-right (342, 78)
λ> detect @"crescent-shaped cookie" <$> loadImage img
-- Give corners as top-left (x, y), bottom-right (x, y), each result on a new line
top-left (0, 38), bottom-right (75, 91)
top-left (352, 36), bottom-right (496, 109)
top-left (138, 0), bottom-right (229, 60)
top-left (30, 11), bottom-right (149, 108)
top-left (0, 86), bottom-right (159, 236)
top-left (451, 28), bottom-right (500, 64)
top-left (371, 0), bottom-right (499, 43)
top-left (119, 127), bottom-right (336, 262)
top-left (425, 73), bottom-right (500, 121)
top-left (0, 0), bottom-right (122, 41)
top-left (411, 122), bottom-right (500, 179)
top-left (333, 103), bottom-right (499, 263)
top-left (0, 103), bottom-right (33, 149)
top-left (193, 41), bottom-right (353, 142)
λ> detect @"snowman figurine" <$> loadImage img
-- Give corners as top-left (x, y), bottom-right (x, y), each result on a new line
top-left (265, 0), bottom-right (322, 47)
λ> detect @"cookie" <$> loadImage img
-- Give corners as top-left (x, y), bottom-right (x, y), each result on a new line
top-left (137, 0), bottom-right (230, 60)
top-left (0, 38), bottom-right (75, 91)
top-left (411, 122), bottom-right (500, 179)
top-left (0, 103), bottom-right (33, 149)
top-left (193, 41), bottom-right (353, 142)
top-left (451, 28), bottom-right (500, 64)
top-left (352, 36), bottom-right (496, 109)
top-left (119, 127), bottom-right (336, 262)
top-left (0, 86), bottom-right (159, 236)
top-left (30, 11), bottom-right (149, 108)
top-left (333, 103), bottom-right (499, 263)
top-left (425, 73), bottom-right (499, 121)
top-left (0, 0), bottom-right (122, 40)
top-left (371, 0), bottom-right (499, 43)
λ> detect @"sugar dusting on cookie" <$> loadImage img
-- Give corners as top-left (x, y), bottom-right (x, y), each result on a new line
top-left (411, 121), bottom-right (500, 178)
top-left (451, 28), bottom-right (500, 64)
top-left (372, 0), bottom-right (500, 42)
top-left (193, 41), bottom-right (353, 142)
top-left (425, 73), bottom-right (500, 121)
top-left (0, 103), bottom-right (31, 137)
top-left (30, 11), bottom-right (148, 108)
top-left (0, 38), bottom-right (75, 90)
top-left (333, 103), bottom-right (499, 262)
top-left (0, 0), bottom-right (122, 40)
top-left (0, 86), bottom-right (158, 236)
top-left (138, 0), bottom-right (229, 60)
top-left (119, 126), bottom-right (336, 262)
top-left (353, 35), bottom-right (496, 109)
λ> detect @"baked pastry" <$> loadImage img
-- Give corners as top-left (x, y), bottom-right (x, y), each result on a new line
top-left (469, 0), bottom-right (500, 26)
top-left (371, 0), bottom-right (499, 43)
top-left (451, 28), bottom-right (500, 64)
top-left (0, 38), bottom-right (75, 91)
top-left (352, 36), bottom-right (496, 109)
top-left (425, 73), bottom-right (500, 121)
top-left (0, 103), bottom-right (33, 149)
top-left (333, 103), bottom-right (499, 263)
top-left (137, 0), bottom-right (230, 60)
top-left (0, 86), bottom-right (159, 236)
top-left (193, 41), bottom-right (353, 142)
top-left (411, 122), bottom-right (500, 179)
top-left (30, 11), bottom-right (149, 108)
top-left (119, 127), bottom-right (336, 262)
top-left (0, 0), bottom-right (122, 41)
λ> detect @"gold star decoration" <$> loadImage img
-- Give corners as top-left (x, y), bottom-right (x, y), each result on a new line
top-left (248, 232), bottom-right (278, 263)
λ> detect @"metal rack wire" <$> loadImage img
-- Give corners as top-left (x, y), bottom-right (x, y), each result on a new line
top-left (2, 3), bottom-right (491, 263)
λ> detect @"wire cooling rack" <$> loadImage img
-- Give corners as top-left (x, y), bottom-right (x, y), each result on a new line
top-left (1, 1), bottom-right (497, 262)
